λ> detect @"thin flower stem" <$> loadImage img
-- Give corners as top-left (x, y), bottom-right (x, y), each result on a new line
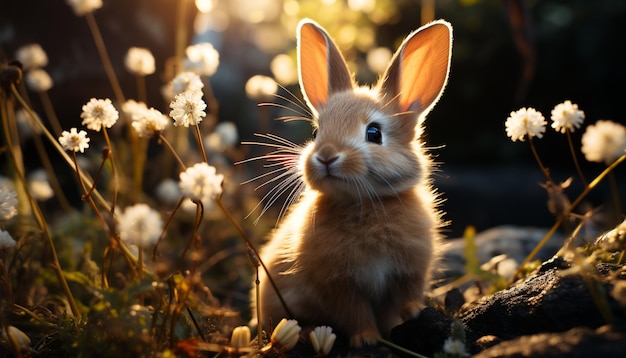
top-left (1, 99), bottom-right (81, 318)
top-left (176, 200), bottom-right (204, 270)
top-left (608, 171), bottom-right (623, 223)
top-left (153, 198), bottom-right (184, 261)
top-left (84, 11), bottom-right (126, 106)
top-left (566, 129), bottom-right (588, 187)
top-left (213, 195), bottom-right (293, 318)
top-left (528, 136), bottom-right (554, 184)
top-left (194, 124), bottom-right (208, 163)
top-left (158, 133), bottom-right (187, 170)
top-left (31, 134), bottom-right (73, 213)
top-left (101, 128), bottom-right (119, 214)
top-left (513, 153), bottom-right (626, 281)
top-left (38, 90), bottom-right (63, 136)
top-left (136, 75), bottom-right (147, 103)
top-left (175, 0), bottom-right (190, 74)
top-left (376, 337), bottom-right (428, 358)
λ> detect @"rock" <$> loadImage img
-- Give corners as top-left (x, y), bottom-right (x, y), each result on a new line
top-left (474, 325), bottom-right (626, 358)
top-left (460, 260), bottom-right (625, 355)
top-left (439, 226), bottom-right (565, 278)
top-left (390, 307), bottom-right (455, 357)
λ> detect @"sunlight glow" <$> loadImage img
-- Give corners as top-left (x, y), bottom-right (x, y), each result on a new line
top-left (195, 0), bottom-right (213, 13)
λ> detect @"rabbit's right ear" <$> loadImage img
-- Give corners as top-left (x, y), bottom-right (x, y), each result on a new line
top-left (297, 19), bottom-right (353, 115)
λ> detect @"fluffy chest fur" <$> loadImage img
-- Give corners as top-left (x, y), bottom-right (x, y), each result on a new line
top-left (269, 187), bottom-right (437, 298)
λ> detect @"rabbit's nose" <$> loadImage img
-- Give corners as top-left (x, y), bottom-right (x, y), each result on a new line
top-left (316, 155), bottom-right (338, 165)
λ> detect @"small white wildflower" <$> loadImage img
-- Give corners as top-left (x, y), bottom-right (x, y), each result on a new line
top-left (59, 128), bottom-right (90, 153)
top-left (155, 179), bottom-right (181, 205)
top-left (131, 107), bottom-right (170, 137)
top-left (81, 98), bottom-right (119, 131)
top-left (27, 169), bottom-right (53, 201)
top-left (309, 326), bottom-right (336, 356)
top-left (230, 326), bottom-right (251, 349)
top-left (505, 107), bottom-right (547, 142)
top-left (551, 100), bottom-right (585, 133)
top-left (0, 187), bottom-right (18, 221)
top-left (442, 337), bottom-right (468, 357)
top-left (25, 68), bottom-right (53, 92)
top-left (16, 108), bottom-right (42, 137)
top-left (245, 75), bottom-right (277, 101)
top-left (171, 71), bottom-right (204, 95)
top-left (169, 90), bottom-right (207, 127)
top-left (179, 163), bottom-right (223, 202)
top-left (118, 204), bottom-right (163, 247)
top-left (204, 121), bottom-right (238, 152)
top-left (15, 44), bottom-right (48, 70)
top-left (184, 42), bottom-right (220, 77)
top-left (122, 99), bottom-right (148, 120)
top-left (271, 318), bottom-right (301, 351)
top-left (0, 230), bottom-right (16, 249)
top-left (581, 120), bottom-right (626, 165)
top-left (125, 47), bottom-right (156, 76)
top-left (66, 0), bottom-right (103, 16)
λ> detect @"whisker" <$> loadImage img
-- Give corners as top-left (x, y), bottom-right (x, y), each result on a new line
top-left (274, 83), bottom-right (312, 115)
top-left (380, 92), bottom-right (402, 110)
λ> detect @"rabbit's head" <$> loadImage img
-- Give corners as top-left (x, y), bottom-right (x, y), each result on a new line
top-left (297, 19), bottom-right (452, 199)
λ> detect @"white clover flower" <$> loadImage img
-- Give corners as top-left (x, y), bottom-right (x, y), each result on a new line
top-left (27, 169), bottom-right (53, 201)
top-left (171, 71), bottom-right (204, 95)
top-left (66, 0), bottom-right (103, 16)
top-left (178, 162), bottom-right (223, 202)
top-left (0, 230), bottom-right (16, 249)
top-left (271, 318), bottom-right (301, 351)
top-left (155, 178), bottom-right (181, 205)
top-left (169, 90), bottom-right (207, 127)
top-left (230, 326), bottom-right (251, 349)
top-left (125, 47), bottom-right (156, 76)
top-left (0, 187), bottom-right (18, 221)
top-left (25, 68), bottom-right (53, 92)
top-left (184, 42), bottom-right (220, 77)
top-left (15, 44), bottom-right (48, 70)
top-left (131, 107), bottom-right (169, 138)
top-left (245, 75), bottom-right (278, 101)
top-left (505, 107), bottom-right (547, 142)
top-left (118, 204), bottom-right (163, 247)
top-left (122, 99), bottom-right (148, 120)
top-left (551, 100), bottom-right (585, 134)
top-left (59, 128), bottom-right (90, 153)
top-left (81, 98), bottom-right (119, 131)
top-left (309, 326), bottom-right (336, 356)
top-left (581, 120), bottom-right (626, 165)
top-left (442, 337), bottom-right (468, 357)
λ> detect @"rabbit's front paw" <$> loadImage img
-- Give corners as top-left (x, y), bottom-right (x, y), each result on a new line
top-left (402, 301), bottom-right (425, 320)
top-left (350, 329), bottom-right (380, 348)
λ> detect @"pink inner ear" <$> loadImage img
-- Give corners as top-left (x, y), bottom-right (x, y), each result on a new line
top-left (399, 24), bottom-right (451, 113)
top-left (299, 23), bottom-right (330, 108)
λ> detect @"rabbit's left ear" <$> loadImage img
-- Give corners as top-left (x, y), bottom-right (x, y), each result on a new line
top-left (381, 20), bottom-right (452, 116)
top-left (297, 19), bottom-right (353, 115)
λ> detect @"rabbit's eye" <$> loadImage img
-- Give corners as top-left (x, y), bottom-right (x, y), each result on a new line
top-left (366, 123), bottom-right (382, 144)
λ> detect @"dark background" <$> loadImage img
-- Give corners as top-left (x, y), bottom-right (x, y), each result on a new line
top-left (1, 0), bottom-right (625, 237)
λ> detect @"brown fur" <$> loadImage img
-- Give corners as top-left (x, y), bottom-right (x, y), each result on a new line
top-left (253, 19), bottom-right (452, 347)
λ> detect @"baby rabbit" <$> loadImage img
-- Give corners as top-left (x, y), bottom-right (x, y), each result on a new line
top-left (253, 18), bottom-right (452, 347)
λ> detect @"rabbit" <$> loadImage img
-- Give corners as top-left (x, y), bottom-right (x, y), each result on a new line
top-left (251, 18), bottom-right (452, 348)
